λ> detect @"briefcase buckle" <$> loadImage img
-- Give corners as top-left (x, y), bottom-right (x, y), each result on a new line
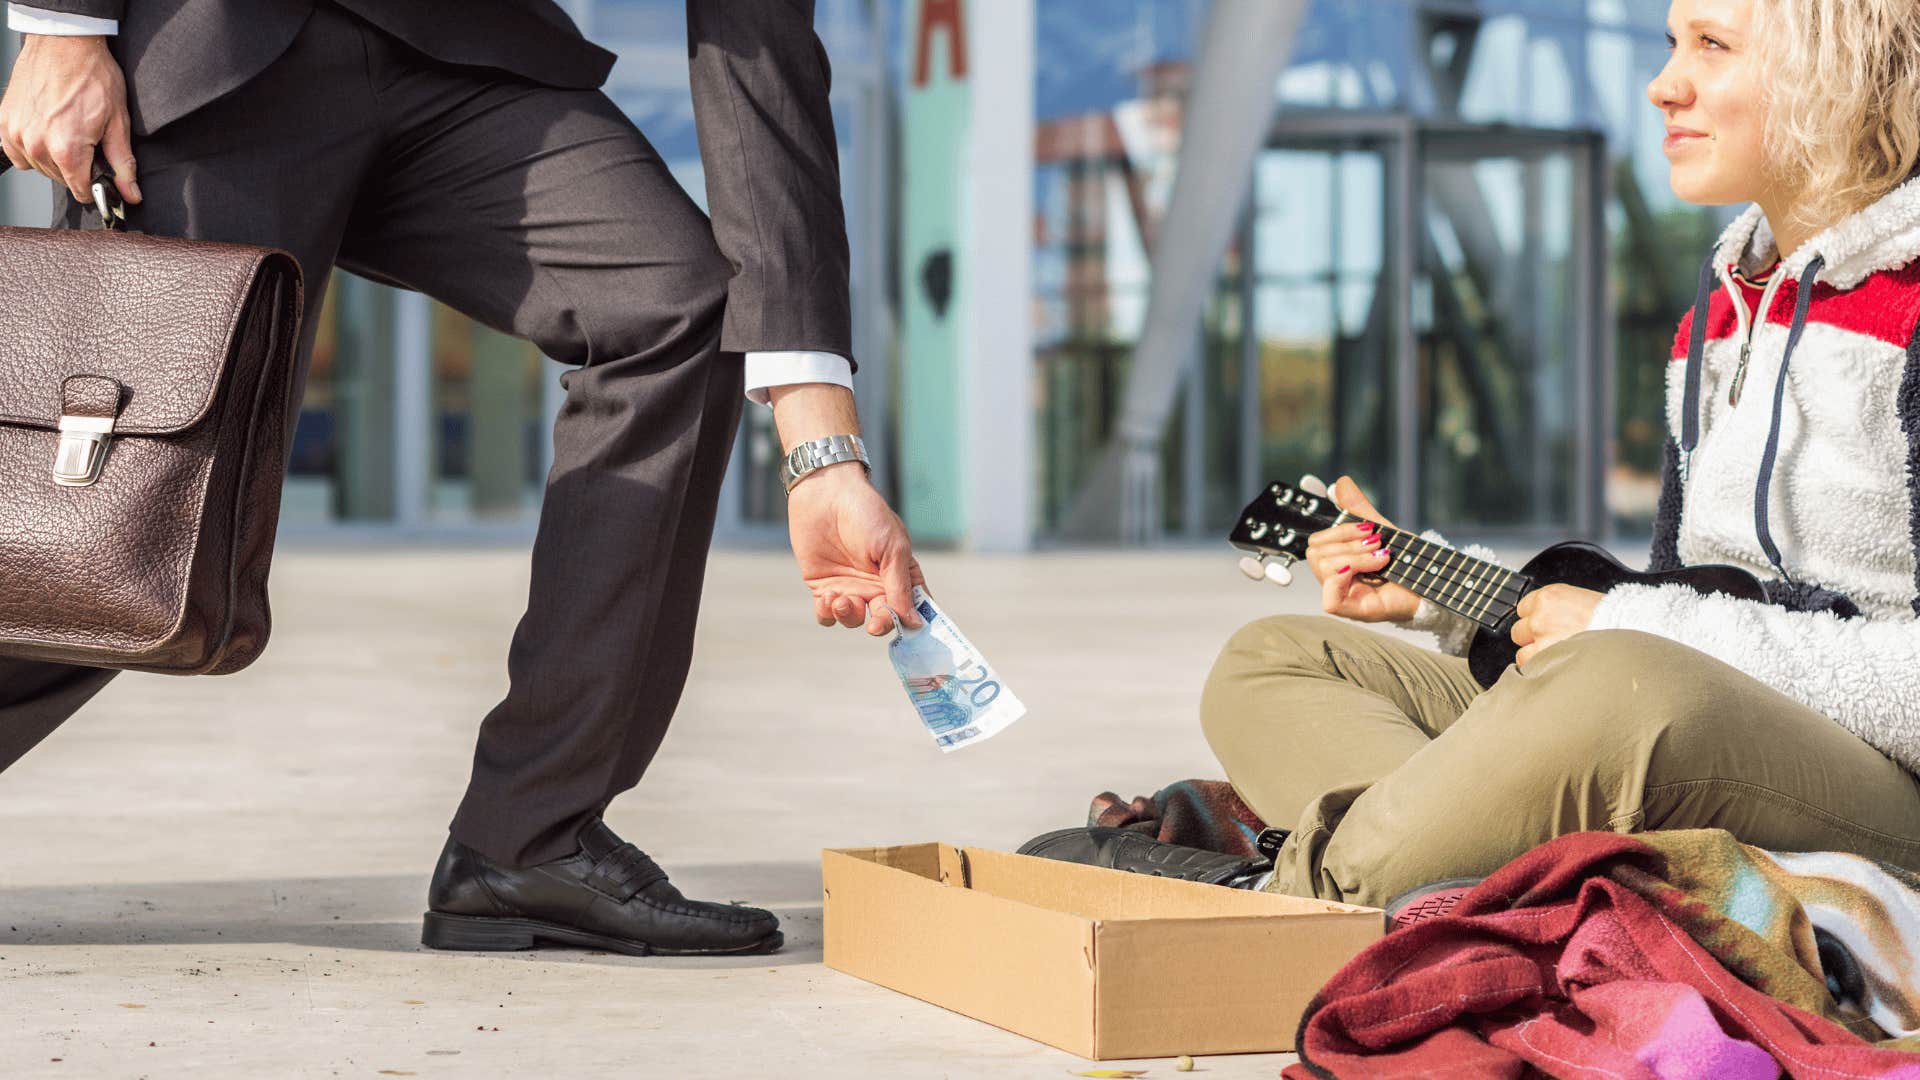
top-left (53, 414), bottom-right (114, 487)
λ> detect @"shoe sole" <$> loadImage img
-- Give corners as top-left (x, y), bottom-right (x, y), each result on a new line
top-left (1382, 876), bottom-right (1485, 931)
top-left (419, 911), bottom-right (784, 957)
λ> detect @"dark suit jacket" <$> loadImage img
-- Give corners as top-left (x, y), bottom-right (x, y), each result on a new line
top-left (23, 0), bottom-right (853, 361)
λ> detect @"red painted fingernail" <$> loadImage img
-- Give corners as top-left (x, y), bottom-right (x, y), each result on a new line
top-left (1366, 537), bottom-right (1383, 549)
top-left (1360, 522), bottom-right (1376, 533)
top-left (1338, 565), bottom-right (1351, 574)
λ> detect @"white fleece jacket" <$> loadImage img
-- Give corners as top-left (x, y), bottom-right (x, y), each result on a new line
top-left (1413, 177), bottom-right (1920, 774)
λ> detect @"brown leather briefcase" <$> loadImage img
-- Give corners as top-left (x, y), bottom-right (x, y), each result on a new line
top-left (0, 174), bottom-right (305, 674)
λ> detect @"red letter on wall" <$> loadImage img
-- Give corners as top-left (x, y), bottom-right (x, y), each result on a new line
top-left (912, 0), bottom-right (969, 87)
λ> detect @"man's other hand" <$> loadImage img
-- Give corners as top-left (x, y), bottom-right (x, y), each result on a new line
top-left (0, 34), bottom-right (140, 204)
top-left (787, 463), bottom-right (926, 636)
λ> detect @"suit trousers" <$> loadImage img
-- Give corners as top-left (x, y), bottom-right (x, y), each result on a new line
top-left (0, 3), bottom-right (746, 867)
top-left (1200, 615), bottom-right (1920, 907)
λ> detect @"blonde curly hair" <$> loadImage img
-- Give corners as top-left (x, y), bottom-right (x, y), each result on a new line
top-left (1751, 0), bottom-right (1920, 234)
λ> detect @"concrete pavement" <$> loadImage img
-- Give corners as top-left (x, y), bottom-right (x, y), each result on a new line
top-left (0, 543), bottom-right (1534, 1079)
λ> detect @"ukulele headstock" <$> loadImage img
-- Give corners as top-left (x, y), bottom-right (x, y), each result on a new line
top-left (1228, 480), bottom-right (1345, 587)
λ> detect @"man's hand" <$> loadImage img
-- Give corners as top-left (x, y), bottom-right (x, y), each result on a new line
top-left (769, 382), bottom-right (926, 637)
top-left (787, 464), bottom-right (926, 636)
top-left (0, 34), bottom-right (141, 205)
top-left (1511, 584), bottom-right (1604, 669)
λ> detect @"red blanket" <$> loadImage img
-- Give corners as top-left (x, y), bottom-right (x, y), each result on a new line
top-left (1285, 833), bottom-right (1920, 1079)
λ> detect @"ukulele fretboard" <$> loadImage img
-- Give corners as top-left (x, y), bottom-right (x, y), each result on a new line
top-left (1372, 526), bottom-right (1525, 628)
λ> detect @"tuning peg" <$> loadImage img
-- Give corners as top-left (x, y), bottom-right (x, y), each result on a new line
top-left (1299, 473), bottom-right (1351, 519)
top-left (1237, 555), bottom-right (1295, 588)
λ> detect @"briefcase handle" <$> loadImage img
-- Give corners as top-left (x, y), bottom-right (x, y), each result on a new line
top-left (0, 156), bottom-right (128, 229)
top-left (88, 158), bottom-right (127, 230)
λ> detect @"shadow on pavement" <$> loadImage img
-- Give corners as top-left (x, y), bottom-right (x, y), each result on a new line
top-left (0, 860), bottom-right (826, 967)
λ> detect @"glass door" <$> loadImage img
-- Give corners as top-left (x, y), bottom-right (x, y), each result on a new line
top-left (1249, 115), bottom-right (1606, 541)
top-left (1244, 142), bottom-right (1397, 519)
top-left (1417, 132), bottom-right (1600, 535)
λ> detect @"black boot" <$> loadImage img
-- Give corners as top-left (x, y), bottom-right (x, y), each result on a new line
top-left (422, 818), bottom-right (783, 956)
top-left (1016, 826), bottom-right (1270, 887)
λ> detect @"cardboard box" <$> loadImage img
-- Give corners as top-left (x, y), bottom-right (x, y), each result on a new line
top-left (822, 843), bottom-right (1382, 1060)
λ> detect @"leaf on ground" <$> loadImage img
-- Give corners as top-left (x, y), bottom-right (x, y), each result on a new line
top-left (116, 1003), bottom-right (146, 1009)
top-left (1072, 1072), bottom-right (1148, 1078)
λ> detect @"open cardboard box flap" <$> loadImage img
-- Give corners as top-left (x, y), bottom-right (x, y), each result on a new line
top-left (822, 843), bottom-right (1381, 1060)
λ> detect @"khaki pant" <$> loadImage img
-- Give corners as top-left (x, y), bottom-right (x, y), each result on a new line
top-left (1200, 616), bottom-right (1920, 908)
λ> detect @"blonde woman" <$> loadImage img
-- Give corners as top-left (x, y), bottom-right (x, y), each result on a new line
top-left (1023, 0), bottom-right (1920, 913)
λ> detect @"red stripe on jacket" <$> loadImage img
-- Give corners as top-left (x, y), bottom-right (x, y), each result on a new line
top-left (1669, 260), bottom-right (1920, 360)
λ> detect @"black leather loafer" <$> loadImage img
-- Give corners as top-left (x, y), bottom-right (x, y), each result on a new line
top-left (1016, 826), bottom-right (1270, 887)
top-left (421, 819), bottom-right (783, 956)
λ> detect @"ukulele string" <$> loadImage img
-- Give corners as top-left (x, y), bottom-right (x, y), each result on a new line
top-left (1371, 525), bottom-right (1522, 624)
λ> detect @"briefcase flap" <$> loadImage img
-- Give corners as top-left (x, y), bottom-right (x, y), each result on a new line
top-left (0, 226), bottom-right (299, 437)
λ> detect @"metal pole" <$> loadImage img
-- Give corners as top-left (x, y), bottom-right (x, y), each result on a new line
top-left (1577, 134), bottom-right (1612, 543)
top-left (1523, 153), bottom-right (1549, 529)
top-left (1058, 0), bottom-right (1311, 542)
top-left (1183, 336), bottom-right (1203, 534)
top-left (1390, 118), bottom-right (1420, 528)
top-left (393, 292), bottom-right (433, 526)
top-left (1238, 196), bottom-right (1260, 501)
top-left (853, 17), bottom-right (896, 501)
top-left (962, 0), bottom-right (1035, 551)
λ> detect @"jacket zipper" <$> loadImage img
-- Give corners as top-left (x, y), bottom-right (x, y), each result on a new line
top-left (1723, 264), bottom-right (1787, 408)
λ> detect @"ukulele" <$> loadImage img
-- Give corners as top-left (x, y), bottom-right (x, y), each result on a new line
top-left (1228, 479), bottom-right (1768, 688)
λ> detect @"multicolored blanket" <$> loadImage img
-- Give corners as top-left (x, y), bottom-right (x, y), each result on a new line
top-left (1285, 830), bottom-right (1920, 1079)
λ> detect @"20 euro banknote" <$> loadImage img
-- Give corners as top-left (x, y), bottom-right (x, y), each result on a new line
top-left (886, 586), bottom-right (1026, 752)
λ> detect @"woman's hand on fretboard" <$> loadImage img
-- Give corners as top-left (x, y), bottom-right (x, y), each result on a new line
top-left (1305, 476), bottom-right (1422, 624)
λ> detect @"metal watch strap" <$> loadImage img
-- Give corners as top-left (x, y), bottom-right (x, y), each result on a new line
top-left (782, 433), bottom-right (870, 494)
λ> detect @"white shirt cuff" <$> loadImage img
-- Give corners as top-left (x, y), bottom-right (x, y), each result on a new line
top-left (743, 351), bottom-right (853, 406)
top-left (7, 4), bottom-right (119, 34)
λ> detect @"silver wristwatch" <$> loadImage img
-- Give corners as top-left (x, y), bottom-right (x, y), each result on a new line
top-left (781, 433), bottom-right (871, 494)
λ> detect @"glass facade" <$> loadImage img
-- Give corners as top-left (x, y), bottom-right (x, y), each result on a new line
top-left (1247, 146), bottom-right (1392, 527)
top-left (1027, 0), bottom-right (1729, 544)
top-left (0, 1), bottom-right (1730, 546)
top-left (282, 277), bottom-right (555, 528)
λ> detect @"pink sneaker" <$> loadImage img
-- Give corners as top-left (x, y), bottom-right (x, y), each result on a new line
top-left (1382, 877), bottom-right (1482, 931)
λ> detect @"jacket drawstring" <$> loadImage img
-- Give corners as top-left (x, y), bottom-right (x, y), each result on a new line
top-left (1753, 253), bottom-right (1824, 582)
top-left (1677, 249), bottom-right (1825, 584)
top-left (1680, 252), bottom-right (1718, 455)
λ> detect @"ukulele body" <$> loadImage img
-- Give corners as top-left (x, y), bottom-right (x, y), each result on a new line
top-left (1464, 541), bottom-right (1766, 688)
